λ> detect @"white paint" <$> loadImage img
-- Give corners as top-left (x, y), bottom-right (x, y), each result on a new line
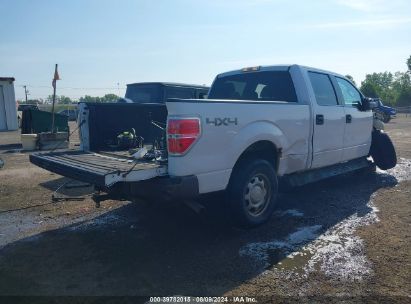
top-left (377, 157), bottom-right (411, 182)
top-left (239, 225), bottom-right (322, 269)
top-left (240, 159), bottom-right (411, 280)
top-left (301, 197), bottom-right (379, 280)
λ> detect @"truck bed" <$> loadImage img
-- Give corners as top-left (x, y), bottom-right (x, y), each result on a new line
top-left (30, 150), bottom-right (167, 187)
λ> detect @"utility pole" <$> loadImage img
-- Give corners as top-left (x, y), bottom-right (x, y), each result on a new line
top-left (23, 85), bottom-right (28, 103)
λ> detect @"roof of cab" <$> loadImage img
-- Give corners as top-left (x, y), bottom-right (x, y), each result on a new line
top-left (216, 64), bottom-right (346, 79)
top-left (0, 77), bottom-right (15, 82)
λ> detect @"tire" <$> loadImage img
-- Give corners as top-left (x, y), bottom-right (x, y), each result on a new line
top-left (383, 114), bottom-right (391, 123)
top-left (227, 158), bottom-right (278, 228)
top-left (370, 130), bottom-right (397, 170)
top-left (374, 111), bottom-right (382, 121)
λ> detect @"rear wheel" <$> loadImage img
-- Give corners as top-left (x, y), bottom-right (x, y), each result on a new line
top-left (370, 130), bottom-right (397, 170)
top-left (227, 159), bottom-right (278, 228)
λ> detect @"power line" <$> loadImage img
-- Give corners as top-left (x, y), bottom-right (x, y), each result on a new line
top-left (22, 85), bottom-right (126, 90)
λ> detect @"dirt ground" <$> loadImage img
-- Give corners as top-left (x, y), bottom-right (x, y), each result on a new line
top-left (0, 116), bottom-right (410, 303)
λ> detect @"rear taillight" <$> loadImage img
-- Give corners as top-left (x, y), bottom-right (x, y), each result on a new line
top-left (167, 118), bottom-right (201, 155)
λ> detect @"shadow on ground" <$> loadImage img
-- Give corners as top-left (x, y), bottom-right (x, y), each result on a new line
top-left (0, 143), bottom-right (22, 152)
top-left (0, 169), bottom-right (398, 296)
top-left (40, 177), bottom-right (95, 197)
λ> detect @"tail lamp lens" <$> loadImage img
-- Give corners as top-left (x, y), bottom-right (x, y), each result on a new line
top-left (167, 118), bottom-right (200, 155)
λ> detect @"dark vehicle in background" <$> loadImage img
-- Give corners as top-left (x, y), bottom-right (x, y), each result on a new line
top-left (17, 103), bottom-right (39, 127)
top-left (18, 104), bottom-right (39, 111)
top-left (373, 98), bottom-right (396, 123)
top-left (118, 82), bottom-right (209, 103)
top-left (58, 109), bottom-right (79, 121)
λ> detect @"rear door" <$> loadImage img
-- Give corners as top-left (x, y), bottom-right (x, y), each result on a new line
top-left (333, 77), bottom-right (373, 161)
top-left (165, 86), bottom-right (195, 100)
top-left (308, 71), bottom-right (346, 169)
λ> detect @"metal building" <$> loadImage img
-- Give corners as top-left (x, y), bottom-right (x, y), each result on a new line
top-left (0, 77), bottom-right (18, 131)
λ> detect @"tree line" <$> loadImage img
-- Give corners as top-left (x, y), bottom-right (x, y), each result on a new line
top-left (19, 93), bottom-right (120, 105)
top-left (18, 55), bottom-right (411, 107)
top-left (49, 93), bottom-right (120, 104)
top-left (356, 55), bottom-right (411, 107)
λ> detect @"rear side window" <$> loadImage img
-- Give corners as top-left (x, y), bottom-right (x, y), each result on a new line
top-left (125, 84), bottom-right (163, 103)
top-left (308, 72), bottom-right (338, 106)
top-left (166, 87), bottom-right (194, 99)
top-left (208, 71), bottom-right (298, 102)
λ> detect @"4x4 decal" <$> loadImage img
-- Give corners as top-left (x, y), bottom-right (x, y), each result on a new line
top-left (206, 117), bottom-right (238, 126)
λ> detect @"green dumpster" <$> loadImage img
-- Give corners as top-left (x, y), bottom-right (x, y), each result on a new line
top-left (21, 109), bottom-right (69, 134)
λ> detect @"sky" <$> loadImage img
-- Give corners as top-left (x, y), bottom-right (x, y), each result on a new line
top-left (0, 0), bottom-right (410, 101)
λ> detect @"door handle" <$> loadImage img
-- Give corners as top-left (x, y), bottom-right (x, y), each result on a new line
top-left (346, 114), bottom-right (352, 123)
top-left (316, 114), bottom-right (324, 125)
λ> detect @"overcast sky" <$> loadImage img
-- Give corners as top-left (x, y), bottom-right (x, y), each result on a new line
top-left (1, 0), bottom-right (410, 100)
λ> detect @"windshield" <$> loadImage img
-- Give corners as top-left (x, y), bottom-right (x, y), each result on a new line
top-left (125, 84), bottom-right (164, 103)
top-left (208, 71), bottom-right (297, 102)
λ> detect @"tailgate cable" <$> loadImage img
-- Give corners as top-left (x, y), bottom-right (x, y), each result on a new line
top-left (121, 119), bottom-right (167, 179)
top-left (51, 179), bottom-right (91, 202)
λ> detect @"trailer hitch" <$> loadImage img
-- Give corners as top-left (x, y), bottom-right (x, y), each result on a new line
top-left (92, 190), bottom-right (127, 208)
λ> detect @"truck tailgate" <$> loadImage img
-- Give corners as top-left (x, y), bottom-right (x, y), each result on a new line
top-left (29, 151), bottom-right (167, 187)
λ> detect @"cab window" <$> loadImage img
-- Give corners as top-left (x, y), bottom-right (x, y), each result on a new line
top-left (208, 71), bottom-right (298, 102)
top-left (308, 72), bottom-right (338, 106)
top-left (336, 77), bottom-right (362, 106)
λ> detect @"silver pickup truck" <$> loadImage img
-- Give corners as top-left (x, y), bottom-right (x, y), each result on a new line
top-left (30, 65), bottom-right (397, 227)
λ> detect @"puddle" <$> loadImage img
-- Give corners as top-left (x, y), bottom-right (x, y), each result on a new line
top-left (0, 209), bottom-right (129, 248)
top-left (240, 159), bottom-right (411, 281)
top-left (239, 225), bottom-right (322, 269)
top-left (68, 213), bottom-right (127, 231)
top-left (274, 249), bottom-right (314, 274)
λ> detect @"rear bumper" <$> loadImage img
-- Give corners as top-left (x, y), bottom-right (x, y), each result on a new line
top-left (158, 175), bottom-right (200, 199)
top-left (118, 175), bottom-right (200, 201)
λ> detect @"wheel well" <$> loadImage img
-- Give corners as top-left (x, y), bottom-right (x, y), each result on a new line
top-left (233, 141), bottom-right (279, 173)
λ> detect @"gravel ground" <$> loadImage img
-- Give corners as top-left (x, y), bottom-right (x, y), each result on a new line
top-left (0, 116), bottom-right (410, 302)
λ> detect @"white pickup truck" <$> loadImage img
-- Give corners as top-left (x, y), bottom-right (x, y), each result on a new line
top-left (30, 65), bottom-right (397, 227)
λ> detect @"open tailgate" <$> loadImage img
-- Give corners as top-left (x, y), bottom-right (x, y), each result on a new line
top-left (30, 150), bottom-right (167, 187)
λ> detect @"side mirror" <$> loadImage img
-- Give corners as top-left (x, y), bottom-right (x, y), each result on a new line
top-left (362, 97), bottom-right (378, 111)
